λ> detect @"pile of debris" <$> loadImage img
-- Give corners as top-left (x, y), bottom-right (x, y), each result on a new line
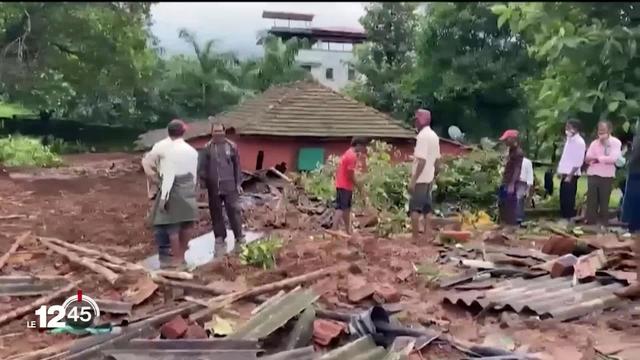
top-left (439, 226), bottom-right (638, 323)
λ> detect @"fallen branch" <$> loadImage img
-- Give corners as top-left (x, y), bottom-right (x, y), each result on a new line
top-left (38, 236), bottom-right (142, 270)
top-left (0, 281), bottom-right (78, 327)
top-left (150, 274), bottom-right (226, 294)
top-left (190, 265), bottom-right (343, 322)
top-left (0, 231), bottom-right (31, 271)
top-left (39, 238), bottom-right (120, 284)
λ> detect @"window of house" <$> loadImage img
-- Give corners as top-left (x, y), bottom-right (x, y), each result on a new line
top-left (348, 67), bottom-right (356, 81)
top-left (301, 65), bottom-right (311, 72)
top-left (325, 68), bottom-right (334, 80)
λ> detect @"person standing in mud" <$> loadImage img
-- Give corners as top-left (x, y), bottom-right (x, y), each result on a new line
top-left (142, 119), bottom-right (199, 268)
top-left (498, 129), bottom-right (524, 229)
top-left (198, 119), bottom-right (244, 253)
top-left (617, 121), bottom-right (640, 298)
top-left (332, 137), bottom-right (368, 235)
top-left (409, 109), bottom-right (441, 243)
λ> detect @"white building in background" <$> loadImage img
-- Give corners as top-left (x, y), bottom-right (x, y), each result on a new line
top-left (260, 11), bottom-right (366, 91)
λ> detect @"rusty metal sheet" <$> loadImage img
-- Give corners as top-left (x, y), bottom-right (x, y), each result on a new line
top-left (443, 275), bottom-right (625, 321)
top-left (229, 287), bottom-right (320, 340)
top-left (102, 349), bottom-right (258, 360)
top-left (0, 276), bottom-right (69, 296)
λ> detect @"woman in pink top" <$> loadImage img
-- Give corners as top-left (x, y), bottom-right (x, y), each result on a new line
top-left (585, 120), bottom-right (622, 226)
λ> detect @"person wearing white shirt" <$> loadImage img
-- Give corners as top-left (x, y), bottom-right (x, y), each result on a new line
top-left (409, 109), bottom-right (441, 243)
top-left (557, 119), bottom-right (586, 219)
top-left (517, 157), bottom-right (534, 223)
top-left (142, 119), bottom-right (199, 268)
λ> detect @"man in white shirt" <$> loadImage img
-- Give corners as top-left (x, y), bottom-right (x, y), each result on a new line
top-left (557, 119), bottom-right (586, 219)
top-left (409, 108), bottom-right (441, 243)
top-left (517, 157), bottom-right (534, 223)
top-left (142, 119), bottom-right (199, 268)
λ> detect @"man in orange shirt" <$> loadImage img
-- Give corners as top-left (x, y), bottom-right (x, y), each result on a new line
top-left (332, 137), bottom-right (368, 234)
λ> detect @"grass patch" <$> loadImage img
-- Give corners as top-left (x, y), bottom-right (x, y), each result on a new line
top-left (0, 102), bottom-right (34, 118)
top-left (0, 135), bottom-right (63, 167)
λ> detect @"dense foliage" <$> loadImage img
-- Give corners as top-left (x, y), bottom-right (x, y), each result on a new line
top-left (0, 135), bottom-right (62, 167)
top-left (0, 3), bottom-right (309, 126)
top-left (301, 140), bottom-right (504, 234)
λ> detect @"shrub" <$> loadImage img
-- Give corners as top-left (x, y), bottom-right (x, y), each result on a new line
top-left (0, 135), bottom-right (63, 167)
top-left (239, 237), bottom-right (283, 269)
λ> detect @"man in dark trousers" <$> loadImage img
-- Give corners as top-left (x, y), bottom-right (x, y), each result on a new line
top-left (498, 129), bottom-right (524, 229)
top-left (198, 120), bottom-right (244, 253)
top-left (556, 119), bottom-right (586, 220)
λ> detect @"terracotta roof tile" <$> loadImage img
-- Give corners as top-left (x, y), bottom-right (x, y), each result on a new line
top-left (136, 81), bottom-right (415, 148)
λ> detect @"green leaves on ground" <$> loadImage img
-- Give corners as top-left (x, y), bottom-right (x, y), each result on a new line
top-left (0, 135), bottom-right (62, 167)
top-left (239, 237), bottom-right (283, 270)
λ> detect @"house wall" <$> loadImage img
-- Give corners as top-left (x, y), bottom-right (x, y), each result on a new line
top-left (296, 48), bottom-right (356, 91)
top-left (188, 135), bottom-right (469, 172)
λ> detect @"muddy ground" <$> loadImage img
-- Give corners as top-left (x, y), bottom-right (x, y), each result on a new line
top-left (0, 153), bottom-right (639, 359)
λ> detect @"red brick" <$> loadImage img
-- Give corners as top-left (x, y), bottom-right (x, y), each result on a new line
top-left (550, 254), bottom-right (578, 278)
top-left (184, 323), bottom-right (208, 339)
top-left (347, 275), bottom-right (375, 303)
top-left (542, 235), bottom-right (576, 256)
top-left (374, 284), bottom-right (401, 303)
top-left (313, 319), bottom-right (346, 346)
top-left (160, 316), bottom-right (188, 339)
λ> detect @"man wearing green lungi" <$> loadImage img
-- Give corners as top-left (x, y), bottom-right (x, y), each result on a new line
top-left (142, 119), bottom-right (199, 268)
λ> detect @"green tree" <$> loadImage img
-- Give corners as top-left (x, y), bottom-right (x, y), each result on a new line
top-left (409, 3), bottom-right (538, 140)
top-left (250, 35), bottom-right (311, 92)
top-left (346, 2), bottom-right (418, 117)
top-left (0, 2), bottom-right (159, 124)
top-left (493, 3), bottom-right (640, 140)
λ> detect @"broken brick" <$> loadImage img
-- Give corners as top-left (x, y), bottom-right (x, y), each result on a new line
top-left (184, 323), bottom-right (208, 339)
top-left (550, 254), bottom-right (578, 278)
top-left (542, 235), bottom-right (576, 256)
top-left (347, 275), bottom-right (375, 303)
top-left (574, 249), bottom-right (607, 280)
top-left (160, 316), bottom-right (188, 339)
top-left (374, 283), bottom-right (401, 303)
top-left (313, 319), bottom-right (346, 346)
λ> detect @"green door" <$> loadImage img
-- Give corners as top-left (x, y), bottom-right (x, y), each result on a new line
top-left (297, 147), bottom-right (325, 171)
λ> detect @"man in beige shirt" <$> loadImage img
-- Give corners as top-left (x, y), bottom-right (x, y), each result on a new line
top-left (409, 109), bottom-right (441, 243)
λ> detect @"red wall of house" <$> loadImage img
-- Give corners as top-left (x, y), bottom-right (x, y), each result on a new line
top-left (188, 135), bottom-right (469, 172)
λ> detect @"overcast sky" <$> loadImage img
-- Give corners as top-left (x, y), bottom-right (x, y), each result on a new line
top-left (151, 2), bottom-right (366, 58)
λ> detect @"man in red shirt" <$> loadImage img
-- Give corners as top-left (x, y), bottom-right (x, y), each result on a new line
top-left (333, 137), bottom-right (368, 234)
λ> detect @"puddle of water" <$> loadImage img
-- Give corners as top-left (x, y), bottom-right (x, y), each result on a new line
top-left (140, 229), bottom-right (264, 271)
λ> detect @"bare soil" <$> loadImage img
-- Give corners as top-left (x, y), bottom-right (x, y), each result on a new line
top-left (0, 153), bottom-right (638, 359)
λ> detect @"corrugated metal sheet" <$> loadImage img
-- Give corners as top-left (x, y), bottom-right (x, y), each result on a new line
top-left (318, 336), bottom-right (406, 360)
top-left (443, 275), bottom-right (626, 321)
top-left (101, 349), bottom-right (258, 360)
top-left (261, 346), bottom-right (316, 360)
top-left (0, 276), bottom-right (69, 296)
top-left (229, 287), bottom-right (320, 340)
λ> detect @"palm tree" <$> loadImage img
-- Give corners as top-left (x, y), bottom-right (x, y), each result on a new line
top-left (251, 35), bottom-right (312, 91)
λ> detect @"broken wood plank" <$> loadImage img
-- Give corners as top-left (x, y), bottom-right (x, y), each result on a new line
top-left (0, 214), bottom-right (27, 221)
top-left (150, 275), bottom-right (225, 294)
top-left (189, 265), bottom-right (343, 323)
top-left (0, 281), bottom-right (78, 326)
top-left (152, 270), bottom-right (194, 281)
top-left (38, 236), bottom-right (143, 270)
top-left (0, 232), bottom-right (31, 271)
top-left (269, 167), bottom-right (292, 182)
top-left (39, 238), bottom-right (120, 284)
